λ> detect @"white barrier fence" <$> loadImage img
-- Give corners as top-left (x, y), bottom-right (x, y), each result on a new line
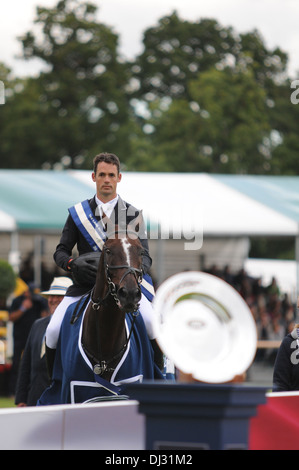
top-left (0, 401), bottom-right (144, 450)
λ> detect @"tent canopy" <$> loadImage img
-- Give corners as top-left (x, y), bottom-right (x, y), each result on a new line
top-left (213, 175), bottom-right (299, 229)
top-left (0, 170), bottom-right (94, 231)
top-left (0, 170), bottom-right (298, 237)
top-left (73, 171), bottom-right (299, 237)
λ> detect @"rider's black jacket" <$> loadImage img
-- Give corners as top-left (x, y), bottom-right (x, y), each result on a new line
top-left (54, 195), bottom-right (152, 297)
top-left (273, 326), bottom-right (299, 392)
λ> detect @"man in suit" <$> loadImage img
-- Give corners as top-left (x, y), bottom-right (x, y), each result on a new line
top-left (8, 283), bottom-right (49, 396)
top-left (15, 277), bottom-right (73, 406)
top-left (45, 152), bottom-right (159, 375)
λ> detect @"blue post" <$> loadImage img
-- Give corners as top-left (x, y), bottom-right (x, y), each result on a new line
top-left (127, 382), bottom-right (267, 450)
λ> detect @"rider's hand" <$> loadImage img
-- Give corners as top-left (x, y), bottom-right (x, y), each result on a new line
top-left (69, 257), bottom-right (98, 285)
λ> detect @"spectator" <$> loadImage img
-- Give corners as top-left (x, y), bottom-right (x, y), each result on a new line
top-left (8, 283), bottom-right (48, 396)
top-left (15, 277), bottom-right (73, 406)
top-left (267, 277), bottom-right (280, 297)
top-left (273, 300), bottom-right (299, 392)
top-left (203, 264), bottom-right (297, 362)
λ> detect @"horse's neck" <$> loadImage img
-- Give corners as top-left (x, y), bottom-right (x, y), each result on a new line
top-left (92, 254), bottom-right (107, 301)
top-left (82, 294), bottom-right (127, 367)
top-left (82, 247), bottom-right (127, 378)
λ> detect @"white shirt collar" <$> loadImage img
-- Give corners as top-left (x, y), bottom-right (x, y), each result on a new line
top-left (95, 194), bottom-right (119, 218)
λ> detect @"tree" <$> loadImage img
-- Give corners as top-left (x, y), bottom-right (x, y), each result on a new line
top-left (0, 73), bottom-right (60, 168)
top-left (131, 12), bottom-right (238, 102)
top-left (131, 12), bottom-right (287, 103)
top-left (143, 67), bottom-right (271, 173)
top-left (238, 29), bottom-right (288, 86)
top-left (0, 7), bottom-right (297, 174)
top-left (5, 0), bottom-right (133, 169)
top-left (128, 12), bottom-right (293, 174)
top-left (269, 79), bottom-right (299, 175)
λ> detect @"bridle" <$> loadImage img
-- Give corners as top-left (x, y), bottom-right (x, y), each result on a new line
top-left (90, 238), bottom-right (143, 312)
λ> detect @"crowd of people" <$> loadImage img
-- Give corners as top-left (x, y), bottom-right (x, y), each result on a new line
top-left (17, 241), bottom-right (296, 368)
top-left (15, 258), bottom-right (295, 374)
top-left (203, 264), bottom-right (296, 364)
top-left (2, 262), bottom-right (295, 399)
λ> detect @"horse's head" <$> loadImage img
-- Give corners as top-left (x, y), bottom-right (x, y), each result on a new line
top-left (103, 230), bottom-right (143, 312)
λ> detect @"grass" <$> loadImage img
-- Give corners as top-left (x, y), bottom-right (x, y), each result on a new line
top-left (0, 397), bottom-right (16, 408)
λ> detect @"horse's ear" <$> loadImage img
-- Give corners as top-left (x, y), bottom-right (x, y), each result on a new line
top-left (102, 212), bottom-right (115, 236)
top-left (127, 210), bottom-right (144, 237)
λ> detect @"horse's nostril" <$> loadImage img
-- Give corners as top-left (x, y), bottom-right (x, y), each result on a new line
top-left (118, 287), bottom-right (128, 299)
top-left (118, 287), bottom-right (141, 306)
top-left (135, 288), bottom-right (142, 301)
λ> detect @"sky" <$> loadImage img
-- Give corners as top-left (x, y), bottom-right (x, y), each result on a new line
top-left (1, 0), bottom-right (299, 78)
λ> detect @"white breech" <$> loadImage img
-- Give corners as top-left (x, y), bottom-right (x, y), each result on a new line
top-left (45, 292), bottom-right (156, 349)
top-left (138, 293), bottom-right (156, 340)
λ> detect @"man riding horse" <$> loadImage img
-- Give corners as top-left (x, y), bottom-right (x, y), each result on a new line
top-left (38, 228), bottom-right (164, 405)
top-left (45, 152), bottom-right (163, 378)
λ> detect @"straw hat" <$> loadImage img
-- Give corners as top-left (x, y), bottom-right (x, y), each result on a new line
top-left (40, 277), bottom-right (73, 297)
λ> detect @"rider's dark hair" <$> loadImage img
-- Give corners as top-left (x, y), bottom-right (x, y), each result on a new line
top-left (93, 153), bottom-right (120, 174)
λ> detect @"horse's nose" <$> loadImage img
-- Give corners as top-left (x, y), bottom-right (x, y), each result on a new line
top-left (118, 286), bottom-right (141, 309)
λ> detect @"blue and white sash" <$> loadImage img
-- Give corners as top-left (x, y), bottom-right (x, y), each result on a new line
top-left (69, 199), bottom-right (107, 252)
top-left (69, 199), bottom-right (155, 301)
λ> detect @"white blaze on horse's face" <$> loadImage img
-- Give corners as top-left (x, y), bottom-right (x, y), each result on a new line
top-left (121, 238), bottom-right (131, 266)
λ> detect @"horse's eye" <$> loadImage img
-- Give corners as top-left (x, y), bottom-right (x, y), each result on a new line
top-left (105, 248), bottom-right (111, 255)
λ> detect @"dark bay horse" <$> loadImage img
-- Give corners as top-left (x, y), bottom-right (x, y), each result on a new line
top-left (82, 228), bottom-right (146, 381)
top-left (38, 228), bottom-right (164, 405)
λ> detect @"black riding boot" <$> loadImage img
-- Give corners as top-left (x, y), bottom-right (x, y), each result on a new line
top-left (45, 345), bottom-right (56, 380)
top-left (150, 339), bottom-right (164, 372)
